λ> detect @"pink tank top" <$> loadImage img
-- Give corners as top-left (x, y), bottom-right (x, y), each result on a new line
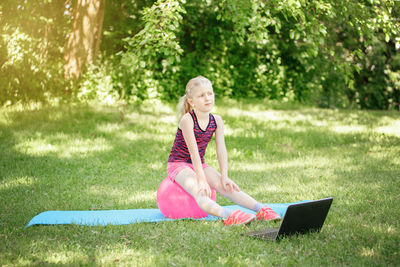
top-left (168, 110), bottom-right (217, 163)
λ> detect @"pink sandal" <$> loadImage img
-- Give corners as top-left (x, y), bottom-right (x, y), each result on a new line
top-left (224, 210), bottom-right (255, 226)
top-left (256, 206), bottom-right (281, 221)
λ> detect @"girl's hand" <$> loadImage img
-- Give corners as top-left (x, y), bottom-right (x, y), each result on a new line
top-left (197, 178), bottom-right (212, 198)
top-left (221, 176), bottom-right (240, 193)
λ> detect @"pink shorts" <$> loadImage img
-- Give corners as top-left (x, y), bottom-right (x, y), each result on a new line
top-left (167, 162), bottom-right (210, 182)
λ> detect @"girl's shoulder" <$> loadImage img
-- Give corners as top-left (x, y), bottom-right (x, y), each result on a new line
top-left (178, 112), bottom-right (195, 129)
top-left (212, 113), bottom-right (223, 124)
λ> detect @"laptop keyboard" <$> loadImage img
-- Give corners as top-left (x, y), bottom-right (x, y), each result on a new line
top-left (255, 231), bottom-right (278, 240)
top-left (248, 227), bottom-right (279, 240)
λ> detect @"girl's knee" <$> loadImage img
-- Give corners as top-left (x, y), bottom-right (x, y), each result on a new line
top-left (175, 174), bottom-right (199, 196)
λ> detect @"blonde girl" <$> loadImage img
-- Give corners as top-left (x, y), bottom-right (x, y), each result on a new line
top-left (166, 76), bottom-right (280, 225)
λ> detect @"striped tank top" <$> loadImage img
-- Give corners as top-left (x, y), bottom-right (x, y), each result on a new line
top-left (168, 110), bottom-right (217, 164)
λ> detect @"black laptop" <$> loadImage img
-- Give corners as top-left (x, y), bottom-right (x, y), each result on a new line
top-left (245, 197), bottom-right (333, 241)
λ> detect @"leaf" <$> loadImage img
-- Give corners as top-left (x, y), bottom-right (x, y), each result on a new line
top-left (385, 33), bottom-right (390, 43)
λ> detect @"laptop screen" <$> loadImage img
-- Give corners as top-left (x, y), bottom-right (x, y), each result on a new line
top-left (277, 198), bottom-right (333, 237)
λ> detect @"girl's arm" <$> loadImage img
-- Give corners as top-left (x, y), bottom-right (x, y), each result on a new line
top-left (214, 115), bottom-right (228, 178)
top-left (215, 115), bottom-right (240, 192)
top-left (180, 114), bottom-right (211, 196)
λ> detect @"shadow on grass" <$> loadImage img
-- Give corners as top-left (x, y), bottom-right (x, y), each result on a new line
top-left (0, 102), bottom-right (399, 265)
top-left (1, 103), bottom-right (398, 215)
top-left (0, 105), bottom-right (173, 228)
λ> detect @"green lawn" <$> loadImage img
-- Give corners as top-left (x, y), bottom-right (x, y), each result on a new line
top-left (0, 100), bottom-right (399, 266)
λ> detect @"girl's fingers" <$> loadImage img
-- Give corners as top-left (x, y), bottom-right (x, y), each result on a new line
top-left (198, 186), bottom-right (212, 198)
top-left (226, 183), bottom-right (233, 193)
top-left (233, 183), bottom-right (240, 192)
top-left (203, 190), bottom-right (209, 197)
top-left (222, 181), bottom-right (227, 192)
top-left (198, 188), bottom-right (206, 196)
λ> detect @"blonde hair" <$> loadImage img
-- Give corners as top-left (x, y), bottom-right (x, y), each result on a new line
top-left (177, 76), bottom-right (213, 122)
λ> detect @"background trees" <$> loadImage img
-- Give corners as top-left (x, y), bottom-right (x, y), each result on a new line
top-left (64, 0), bottom-right (105, 79)
top-left (1, 0), bottom-right (399, 109)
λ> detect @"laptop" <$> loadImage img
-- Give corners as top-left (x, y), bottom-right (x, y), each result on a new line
top-left (244, 197), bottom-right (333, 241)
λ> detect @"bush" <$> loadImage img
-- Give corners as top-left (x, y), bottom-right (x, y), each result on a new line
top-left (1, 0), bottom-right (399, 110)
top-left (0, 1), bottom-right (69, 105)
top-left (113, 0), bottom-right (399, 109)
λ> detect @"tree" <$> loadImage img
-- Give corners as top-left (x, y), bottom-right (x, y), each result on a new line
top-left (64, 0), bottom-right (105, 79)
top-left (0, 0), bottom-right (69, 104)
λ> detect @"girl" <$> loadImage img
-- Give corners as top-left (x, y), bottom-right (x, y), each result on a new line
top-left (167, 76), bottom-right (281, 225)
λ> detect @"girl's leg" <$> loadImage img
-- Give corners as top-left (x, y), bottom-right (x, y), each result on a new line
top-left (174, 167), bottom-right (224, 217)
top-left (203, 167), bottom-right (259, 210)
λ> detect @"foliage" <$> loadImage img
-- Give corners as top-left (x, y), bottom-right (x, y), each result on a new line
top-left (115, 0), bottom-right (400, 109)
top-left (77, 59), bottom-right (119, 105)
top-left (101, 0), bottom-right (156, 56)
top-left (318, 0), bottom-right (400, 109)
top-left (1, 0), bottom-right (399, 109)
top-left (0, 0), bottom-right (70, 105)
top-left (117, 0), bottom-right (185, 102)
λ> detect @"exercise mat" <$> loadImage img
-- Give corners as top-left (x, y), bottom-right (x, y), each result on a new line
top-left (26, 201), bottom-right (308, 228)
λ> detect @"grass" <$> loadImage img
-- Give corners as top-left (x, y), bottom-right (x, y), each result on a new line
top-left (0, 99), bottom-right (399, 266)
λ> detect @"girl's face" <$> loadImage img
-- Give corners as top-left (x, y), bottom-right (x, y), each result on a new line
top-left (189, 85), bottom-right (215, 113)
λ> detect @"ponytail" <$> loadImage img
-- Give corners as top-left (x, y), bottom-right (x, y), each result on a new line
top-left (177, 94), bottom-right (192, 122)
top-left (177, 75), bottom-right (212, 122)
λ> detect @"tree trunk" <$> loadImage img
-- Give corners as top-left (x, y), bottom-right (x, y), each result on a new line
top-left (64, 0), bottom-right (105, 79)
top-left (40, 23), bottom-right (51, 62)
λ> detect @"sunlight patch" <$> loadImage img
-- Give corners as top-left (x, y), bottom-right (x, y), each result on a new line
top-left (247, 184), bottom-right (286, 196)
top-left (331, 125), bottom-right (367, 134)
top-left (372, 223), bottom-right (398, 236)
top-left (230, 157), bottom-right (332, 172)
top-left (360, 247), bottom-right (375, 257)
top-left (1, 176), bottom-right (35, 190)
top-left (226, 108), bottom-right (281, 122)
top-left (44, 250), bottom-right (86, 265)
top-left (125, 112), bottom-right (175, 126)
top-left (116, 129), bottom-right (171, 142)
top-left (16, 137), bottom-right (111, 158)
top-left (0, 114), bottom-right (9, 125)
top-left (119, 131), bottom-right (138, 141)
top-left (136, 132), bottom-right (171, 142)
top-left (16, 140), bottom-right (57, 155)
top-left (97, 122), bottom-right (123, 133)
top-left (230, 162), bottom-right (269, 172)
top-left (48, 110), bottom-right (64, 121)
top-left (225, 108), bottom-right (324, 125)
top-left (124, 191), bottom-right (156, 204)
top-left (89, 185), bottom-right (156, 204)
top-left (160, 115), bottom-right (176, 124)
top-left (148, 162), bottom-right (163, 170)
top-left (374, 120), bottom-right (400, 137)
top-left (38, 243), bottom-right (158, 265)
top-left (97, 247), bottom-right (156, 265)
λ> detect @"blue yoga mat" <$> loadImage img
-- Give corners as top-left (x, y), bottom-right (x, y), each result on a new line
top-left (26, 201), bottom-right (308, 228)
